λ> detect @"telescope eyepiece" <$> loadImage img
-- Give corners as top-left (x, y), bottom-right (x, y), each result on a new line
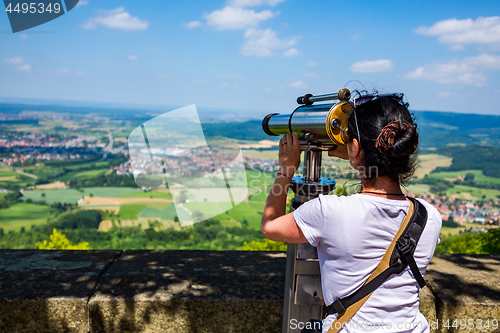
top-left (338, 88), bottom-right (351, 101)
top-left (297, 94), bottom-right (313, 105)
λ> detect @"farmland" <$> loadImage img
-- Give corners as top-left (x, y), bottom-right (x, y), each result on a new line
top-left (0, 202), bottom-right (55, 232)
top-left (0, 108), bottom-right (499, 253)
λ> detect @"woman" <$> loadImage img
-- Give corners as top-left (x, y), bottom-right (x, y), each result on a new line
top-left (261, 94), bottom-right (442, 332)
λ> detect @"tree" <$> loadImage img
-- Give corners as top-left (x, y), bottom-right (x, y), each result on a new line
top-left (192, 211), bottom-right (204, 221)
top-left (36, 229), bottom-right (90, 250)
top-left (443, 215), bottom-right (460, 228)
top-left (243, 239), bottom-right (287, 251)
top-left (464, 172), bottom-right (475, 182)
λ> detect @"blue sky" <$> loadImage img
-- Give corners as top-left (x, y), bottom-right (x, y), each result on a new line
top-left (1, 0), bottom-right (500, 117)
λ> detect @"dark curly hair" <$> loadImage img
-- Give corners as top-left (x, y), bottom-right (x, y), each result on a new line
top-left (347, 93), bottom-right (419, 185)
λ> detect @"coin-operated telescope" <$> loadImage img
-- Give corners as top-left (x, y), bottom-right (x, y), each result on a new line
top-left (262, 89), bottom-right (354, 333)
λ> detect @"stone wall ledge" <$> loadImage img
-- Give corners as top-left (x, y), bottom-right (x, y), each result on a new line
top-left (0, 250), bottom-right (498, 333)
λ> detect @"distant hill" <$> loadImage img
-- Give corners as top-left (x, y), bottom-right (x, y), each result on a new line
top-left (2, 102), bottom-right (500, 148)
top-left (202, 111), bottom-right (500, 148)
top-left (413, 111), bottom-right (500, 148)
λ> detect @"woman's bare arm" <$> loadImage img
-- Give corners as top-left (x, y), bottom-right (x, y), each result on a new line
top-left (261, 132), bottom-right (307, 243)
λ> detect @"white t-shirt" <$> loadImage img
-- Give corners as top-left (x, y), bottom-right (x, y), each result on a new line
top-left (293, 194), bottom-right (442, 333)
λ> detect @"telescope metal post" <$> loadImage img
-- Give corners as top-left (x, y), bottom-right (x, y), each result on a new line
top-left (283, 149), bottom-right (335, 333)
top-left (261, 89), bottom-right (349, 332)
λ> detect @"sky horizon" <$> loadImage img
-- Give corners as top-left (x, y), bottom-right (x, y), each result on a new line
top-left (1, 0), bottom-right (500, 116)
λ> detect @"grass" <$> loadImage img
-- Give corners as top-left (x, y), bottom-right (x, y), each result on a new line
top-left (136, 204), bottom-right (182, 221)
top-left (446, 185), bottom-right (500, 201)
top-left (0, 170), bottom-right (34, 187)
top-left (119, 190), bottom-right (173, 199)
top-left (413, 154), bottom-right (453, 179)
top-left (117, 204), bottom-right (147, 220)
top-left (242, 150), bottom-right (278, 160)
top-left (225, 202), bottom-right (263, 229)
top-left (24, 167), bottom-right (62, 179)
top-left (183, 202), bottom-right (234, 220)
top-left (0, 170), bottom-right (18, 178)
top-left (21, 189), bottom-right (84, 204)
top-left (58, 168), bottom-right (108, 181)
top-left (0, 202), bottom-right (55, 232)
top-left (428, 169), bottom-right (500, 186)
top-left (440, 223), bottom-right (499, 237)
top-left (404, 184), bottom-right (431, 195)
top-left (81, 187), bottom-right (142, 197)
top-left (248, 190), bottom-right (269, 203)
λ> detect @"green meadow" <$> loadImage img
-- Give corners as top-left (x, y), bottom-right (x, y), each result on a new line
top-left (0, 202), bottom-right (55, 232)
top-left (21, 189), bottom-right (85, 204)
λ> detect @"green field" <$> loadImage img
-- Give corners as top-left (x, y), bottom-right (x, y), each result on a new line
top-left (23, 166), bottom-right (62, 179)
top-left (136, 204), bottom-right (189, 221)
top-left (184, 202), bottom-right (234, 219)
top-left (21, 189), bottom-right (84, 204)
top-left (0, 169), bottom-right (19, 179)
top-left (117, 204), bottom-right (147, 219)
top-left (119, 190), bottom-right (172, 199)
top-left (428, 169), bottom-right (500, 186)
top-left (0, 168), bottom-right (34, 187)
top-left (58, 168), bottom-right (109, 181)
top-left (405, 184), bottom-right (431, 195)
top-left (446, 185), bottom-right (500, 201)
top-left (81, 187), bottom-right (142, 197)
top-left (0, 202), bottom-right (54, 232)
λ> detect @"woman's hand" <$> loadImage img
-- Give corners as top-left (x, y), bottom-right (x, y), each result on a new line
top-left (328, 145), bottom-right (349, 160)
top-left (278, 132), bottom-right (301, 178)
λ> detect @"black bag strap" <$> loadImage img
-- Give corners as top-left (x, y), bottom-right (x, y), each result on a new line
top-left (326, 197), bottom-right (428, 316)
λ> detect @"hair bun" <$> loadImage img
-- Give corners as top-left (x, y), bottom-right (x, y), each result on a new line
top-left (375, 120), bottom-right (418, 158)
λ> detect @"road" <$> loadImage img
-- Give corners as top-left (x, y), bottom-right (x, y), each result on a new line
top-left (0, 163), bottom-right (38, 179)
top-left (103, 132), bottom-right (114, 153)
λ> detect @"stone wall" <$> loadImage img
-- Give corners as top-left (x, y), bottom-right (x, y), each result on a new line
top-left (0, 250), bottom-right (498, 332)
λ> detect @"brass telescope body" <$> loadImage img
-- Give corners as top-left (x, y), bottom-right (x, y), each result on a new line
top-left (262, 88), bottom-right (354, 149)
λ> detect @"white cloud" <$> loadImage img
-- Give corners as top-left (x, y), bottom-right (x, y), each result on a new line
top-left (228, 0), bottom-right (286, 7)
top-left (283, 48), bottom-right (301, 57)
top-left (158, 74), bottom-right (170, 78)
top-left (19, 33), bottom-right (28, 40)
top-left (193, 79), bottom-right (206, 84)
top-left (438, 91), bottom-right (451, 98)
top-left (350, 59), bottom-right (394, 73)
top-left (265, 87), bottom-right (275, 92)
top-left (128, 55), bottom-right (138, 61)
top-left (307, 61), bottom-right (319, 67)
top-left (415, 16), bottom-right (500, 50)
top-left (204, 6), bottom-right (277, 30)
top-left (76, 71), bottom-right (85, 76)
top-left (4, 57), bottom-right (25, 64)
top-left (183, 21), bottom-right (202, 29)
top-left (82, 7), bottom-right (148, 31)
top-left (241, 28), bottom-right (296, 57)
top-left (57, 68), bottom-right (71, 74)
top-left (305, 73), bottom-right (317, 77)
top-left (77, 0), bottom-right (88, 6)
top-left (289, 80), bottom-right (306, 89)
top-left (404, 53), bottom-right (500, 87)
top-left (17, 64), bottom-right (31, 71)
